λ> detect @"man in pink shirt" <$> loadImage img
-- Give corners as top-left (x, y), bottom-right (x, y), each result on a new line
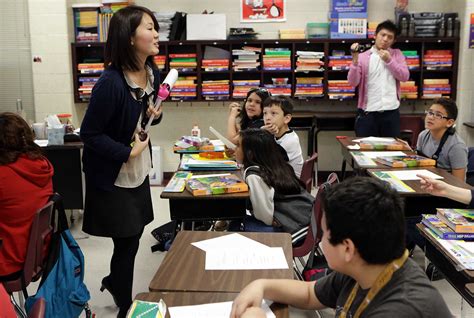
top-left (348, 20), bottom-right (410, 137)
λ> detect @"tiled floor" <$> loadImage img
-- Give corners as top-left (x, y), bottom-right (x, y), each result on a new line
top-left (24, 186), bottom-right (473, 318)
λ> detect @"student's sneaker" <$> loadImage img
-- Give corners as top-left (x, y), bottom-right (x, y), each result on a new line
top-left (426, 262), bottom-right (445, 281)
top-left (213, 220), bottom-right (229, 231)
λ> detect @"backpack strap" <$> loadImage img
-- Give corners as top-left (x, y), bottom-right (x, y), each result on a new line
top-left (49, 193), bottom-right (69, 233)
top-left (432, 128), bottom-right (454, 160)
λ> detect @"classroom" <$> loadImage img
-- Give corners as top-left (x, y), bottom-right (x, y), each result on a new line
top-left (1, 0), bottom-right (474, 317)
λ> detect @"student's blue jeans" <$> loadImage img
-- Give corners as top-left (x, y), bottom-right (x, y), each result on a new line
top-left (228, 215), bottom-right (283, 232)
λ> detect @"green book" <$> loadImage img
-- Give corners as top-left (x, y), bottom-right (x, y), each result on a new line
top-left (126, 299), bottom-right (166, 318)
top-left (170, 58), bottom-right (197, 62)
top-left (402, 50), bottom-right (418, 56)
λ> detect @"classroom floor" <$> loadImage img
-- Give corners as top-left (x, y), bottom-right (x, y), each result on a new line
top-left (24, 186), bottom-right (473, 318)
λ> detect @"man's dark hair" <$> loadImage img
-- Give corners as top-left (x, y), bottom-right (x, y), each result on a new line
top-left (322, 177), bottom-right (406, 264)
top-left (263, 96), bottom-right (294, 116)
top-left (375, 19), bottom-right (400, 38)
top-left (104, 5), bottom-right (159, 71)
top-left (433, 97), bottom-right (458, 120)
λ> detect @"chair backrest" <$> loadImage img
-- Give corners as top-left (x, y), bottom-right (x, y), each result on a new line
top-left (3, 200), bottom-right (55, 294)
top-left (299, 152), bottom-right (318, 192)
top-left (293, 173), bottom-right (338, 258)
top-left (28, 297), bottom-right (46, 318)
top-left (399, 115), bottom-right (424, 149)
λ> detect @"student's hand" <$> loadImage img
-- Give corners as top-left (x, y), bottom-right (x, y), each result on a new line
top-left (261, 124), bottom-right (279, 136)
top-left (350, 43), bottom-right (360, 63)
top-left (395, 138), bottom-right (412, 151)
top-left (229, 102), bottom-right (242, 118)
top-left (378, 49), bottom-right (391, 63)
top-left (130, 133), bottom-right (149, 158)
top-left (240, 307), bottom-right (266, 318)
top-left (230, 280), bottom-right (264, 318)
top-left (146, 104), bottom-right (163, 119)
top-left (418, 175), bottom-right (450, 197)
top-left (225, 146), bottom-right (235, 159)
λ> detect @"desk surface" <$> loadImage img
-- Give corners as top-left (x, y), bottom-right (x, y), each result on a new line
top-left (337, 136), bottom-right (411, 151)
top-left (149, 231), bottom-right (293, 293)
top-left (135, 292), bottom-right (288, 318)
top-left (39, 141), bottom-right (84, 149)
top-left (367, 167), bottom-right (472, 197)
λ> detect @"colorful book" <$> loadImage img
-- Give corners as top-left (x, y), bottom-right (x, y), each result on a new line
top-left (163, 172), bottom-right (193, 193)
top-left (374, 155), bottom-right (436, 168)
top-left (180, 154), bottom-right (238, 171)
top-left (186, 173), bottom-right (248, 196)
top-left (371, 171), bottom-right (415, 193)
top-left (359, 141), bottom-right (410, 151)
top-left (422, 214), bottom-right (474, 241)
top-left (126, 299), bottom-right (166, 318)
top-left (436, 209), bottom-right (474, 233)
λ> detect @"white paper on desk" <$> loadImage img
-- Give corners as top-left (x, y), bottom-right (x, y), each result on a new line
top-left (352, 137), bottom-right (395, 143)
top-left (383, 169), bottom-right (444, 181)
top-left (34, 140), bottom-right (48, 147)
top-left (205, 247), bottom-right (289, 270)
top-left (169, 300), bottom-right (275, 318)
top-left (362, 151), bottom-right (407, 159)
top-left (192, 233), bottom-right (270, 252)
top-left (347, 144), bottom-right (360, 150)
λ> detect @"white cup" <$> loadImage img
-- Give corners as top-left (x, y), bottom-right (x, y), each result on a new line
top-left (32, 123), bottom-right (47, 140)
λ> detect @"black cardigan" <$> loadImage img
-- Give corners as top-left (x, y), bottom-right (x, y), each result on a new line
top-left (80, 65), bottom-right (161, 191)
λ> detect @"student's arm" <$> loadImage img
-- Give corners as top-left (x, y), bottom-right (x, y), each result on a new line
top-left (347, 51), bottom-right (362, 88)
top-left (384, 49), bottom-right (410, 82)
top-left (451, 168), bottom-right (467, 181)
top-left (230, 279), bottom-right (324, 318)
top-left (227, 102), bottom-right (241, 144)
top-left (246, 175), bottom-right (274, 225)
top-left (448, 143), bottom-right (468, 181)
top-left (418, 175), bottom-right (472, 204)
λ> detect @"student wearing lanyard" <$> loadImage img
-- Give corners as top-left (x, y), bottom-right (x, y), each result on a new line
top-left (416, 98), bottom-right (468, 181)
top-left (230, 177), bottom-right (451, 318)
top-left (348, 20), bottom-right (410, 138)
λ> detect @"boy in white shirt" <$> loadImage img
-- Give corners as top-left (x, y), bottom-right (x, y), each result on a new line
top-left (262, 96), bottom-right (304, 178)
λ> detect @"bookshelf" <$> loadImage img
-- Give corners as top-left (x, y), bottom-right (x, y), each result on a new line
top-left (71, 37), bottom-right (460, 104)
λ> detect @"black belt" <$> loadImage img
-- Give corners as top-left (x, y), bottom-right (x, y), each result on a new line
top-left (358, 108), bottom-right (398, 115)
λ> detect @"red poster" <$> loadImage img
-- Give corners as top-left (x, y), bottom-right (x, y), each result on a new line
top-left (470, 13), bottom-right (474, 49)
top-left (240, 0), bottom-right (286, 23)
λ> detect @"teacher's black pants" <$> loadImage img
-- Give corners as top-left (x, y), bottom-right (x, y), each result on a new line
top-left (355, 108), bottom-right (400, 137)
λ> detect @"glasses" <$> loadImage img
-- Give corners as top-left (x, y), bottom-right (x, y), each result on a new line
top-left (425, 110), bottom-right (450, 120)
top-left (248, 87), bottom-right (271, 95)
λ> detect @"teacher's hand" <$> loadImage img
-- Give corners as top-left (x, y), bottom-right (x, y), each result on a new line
top-left (146, 104), bottom-right (163, 119)
top-left (130, 133), bottom-right (150, 158)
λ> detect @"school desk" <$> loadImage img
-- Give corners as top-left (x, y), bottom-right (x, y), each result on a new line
top-left (417, 224), bottom-right (474, 310)
top-left (149, 231), bottom-right (293, 293)
top-left (134, 292), bottom-right (289, 318)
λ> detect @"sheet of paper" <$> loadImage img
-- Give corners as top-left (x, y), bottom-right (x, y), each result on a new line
top-left (362, 151), bottom-right (407, 159)
top-left (347, 144), bottom-right (360, 150)
top-left (205, 247), bottom-right (289, 270)
top-left (383, 169), bottom-right (444, 181)
top-left (34, 140), bottom-right (48, 147)
top-left (192, 233), bottom-right (269, 252)
top-left (209, 126), bottom-right (236, 150)
top-left (352, 137), bottom-right (395, 143)
top-left (169, 300), bottom-right (275, 318)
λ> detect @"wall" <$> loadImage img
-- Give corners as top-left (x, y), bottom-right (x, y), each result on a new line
top-left (28, 0), bottom-right (472, 173)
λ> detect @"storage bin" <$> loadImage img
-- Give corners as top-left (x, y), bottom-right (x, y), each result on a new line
top-left (307, 23), bottom-right (329, 38)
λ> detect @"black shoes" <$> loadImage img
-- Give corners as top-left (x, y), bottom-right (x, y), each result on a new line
top-left (426, 263), bottom-right (445, 281)
top-left (100, 276), bottom-right (120, 307)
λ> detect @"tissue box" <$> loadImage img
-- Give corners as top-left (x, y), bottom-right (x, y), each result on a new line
top-left (47, 126), bottom-right (65, 145)
top-left (186, 14), bottom-right (226, 40)
top-left (149, 146), bottom-right (163, 185)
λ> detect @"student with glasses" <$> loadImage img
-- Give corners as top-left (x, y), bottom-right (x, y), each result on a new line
top-left (80, 6), bottom-right (162, 317)
top-left (227, 87), bottom-right (271, 144)
top-left (416, 98), bottom-right (467, 181)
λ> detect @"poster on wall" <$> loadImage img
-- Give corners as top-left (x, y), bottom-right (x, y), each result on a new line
top-left (240, 0), bottom-right (286, 23)
top-left (470, 13), bottom-right (474, 49)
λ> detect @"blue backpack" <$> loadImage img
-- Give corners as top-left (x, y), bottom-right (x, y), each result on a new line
top-left (25, 195), bottom-right (91, 317)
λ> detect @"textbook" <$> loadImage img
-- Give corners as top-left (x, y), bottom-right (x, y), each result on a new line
top-left (436, 209), bottom-right (474, 233)
top-left (359, 141), bottom-right (411, 151)
top-left (374, 155), bottom-right (436, 168)
top-left (163, 172), bottom-right (192, 193)
top-left (422, 214), bottom-right (474, 241)
top-left (186, 173), bottom-right (248, 196)
top-left (126, 299), bottom-right (166, 318)
top-left (180, 154), bottom-right (238, 171)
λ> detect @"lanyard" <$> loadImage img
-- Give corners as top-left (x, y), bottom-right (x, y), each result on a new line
top-left (339, 249), bottom-right (409, 318)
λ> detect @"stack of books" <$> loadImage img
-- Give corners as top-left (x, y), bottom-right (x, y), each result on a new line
top-left (327, 80), bottom-right (355, 100)
top-left (73, 5), bottom-right (100, 42)
top-left (367, 21), bottom-right (378, 38)
top-left (374, 155), bottom-right (436, 168)
top-left (232, 80), bottom-right (260, 99)
top-left (201, 80), bottom-right (230, 100)
top-left (279, 29), bottom-right (305, 39)
top-left (264, 78), bottom-right (291, 96)
top-left (402, 51), bottom-right (420, 70)
top-left (423, 50), bottom-right (453, 70)
top-left (262, 48), bottom-right (291, 71)
top-left (295, 51), bottom-right (324, 72)
top-left (422, 211), bottom-right (474, 241)
top-left (186, 173), bottom-right (248, 196)
top-left (98, 12), bottom-right (113, 42)
top-left (422, 78), bottom-right (451, 99)
top-left (294, 77), bottom-right (324, 99)
top-left (170, 76), bottom-right (197, 100)
top-left (153, 55), bottom-right (166, 70)
top-left (78, 77), bottom-right (99, 101)
top-left (232, 46), bottom-right (261, 71)
top-left (169, 53), bottom-right (197, 72)
top-left (328, 50), bottom-right (352, 70)
top-left (180, 154), bottom-right (238, 171)
top-left (201, 59), bottom-right (229, 71)
top-left (400, 81), bottom-right (418, 99)
top-left (78, 63), bottom-right (104, 75)
top-left (101, 1), bottom-right (128, 13)
top-left (154, 12), bottom-right (175, 42)
top-left (359, 140), bottom-right (410, 151)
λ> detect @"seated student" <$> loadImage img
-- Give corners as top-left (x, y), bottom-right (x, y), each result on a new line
top-left (417, 98), bottom-right (467, 180)
top-left (230, 128), bottom-right (313, 233)
top-left (262, 96), bottom-right (304, 178)
top-left (0, 112), bottom-right (54, 280)
top-left (419, 174), bottom-right (474, 207)
top-left (227, 88), bottom-right (271, 144)
top-left (230, 177), bottom-right (451, 318)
